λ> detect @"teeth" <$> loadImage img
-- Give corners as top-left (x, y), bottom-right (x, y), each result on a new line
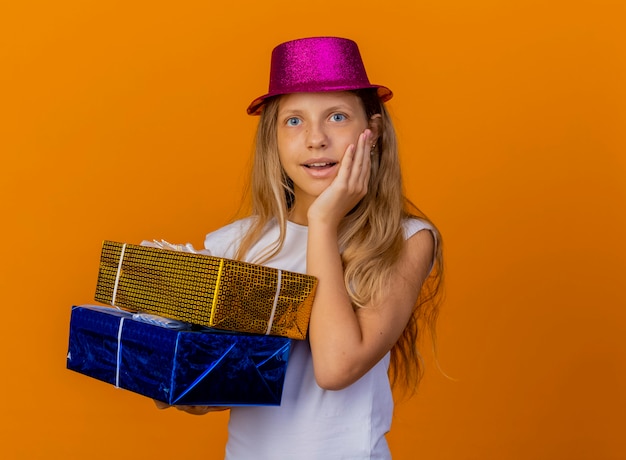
top-left (307, 162), bottom-right (333, 167)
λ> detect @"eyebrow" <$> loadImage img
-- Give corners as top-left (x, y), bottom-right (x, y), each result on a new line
top-left (324, 105), bottom-right (353, 114)
top-left (278, 105), bottom-right (354, 117)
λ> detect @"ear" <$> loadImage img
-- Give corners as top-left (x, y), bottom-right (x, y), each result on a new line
top-left (368, 113), bottom-right (383, 145)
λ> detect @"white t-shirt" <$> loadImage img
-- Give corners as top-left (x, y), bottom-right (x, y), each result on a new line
top-left (204, 217), bottom-right (433, 460)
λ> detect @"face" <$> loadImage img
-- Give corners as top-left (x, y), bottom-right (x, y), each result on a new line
top-left (276, 91), bottom-right (376, 211)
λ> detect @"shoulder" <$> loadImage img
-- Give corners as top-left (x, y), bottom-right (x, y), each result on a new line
top-left (203, 217), bottom-right (256, 258)
top-left (402, 218), bottom-right (438, 274)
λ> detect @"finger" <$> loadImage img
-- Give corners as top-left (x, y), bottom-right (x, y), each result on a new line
top-left (359, 155), bottom-right (371, 190)
top-left (154, 400), bottom-right (171, 410)
top-left (346, 131), bottom-right (365, 185)
top-left (359, 131), bottom-right (372, 185)
top-left (351, 130), bottom-right (370, 190)
top-left (336, 129), bottom-right (370, 189)
top-left (336, 143), bottom-right (355, 183)
top-left (175, 405), bottom-right (210, 415)
top-left (175, 405), bottom-right (228, 415)
top-left (187, 407), bottom-right (212, 415)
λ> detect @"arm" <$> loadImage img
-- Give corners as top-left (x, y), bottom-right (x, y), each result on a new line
top-left (306, 131), bottom-right (434, 390)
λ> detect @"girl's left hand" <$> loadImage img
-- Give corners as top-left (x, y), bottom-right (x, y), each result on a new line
top-left (307, 129), bottom-right (372, 227)
top-left (154, 400), bottom-right (229, 415)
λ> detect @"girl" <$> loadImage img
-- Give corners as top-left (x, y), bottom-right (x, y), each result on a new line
top-left (177, 37), bottom-right (443, 459)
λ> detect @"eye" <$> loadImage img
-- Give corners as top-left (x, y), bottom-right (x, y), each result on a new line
top-left (286, 117), bottom-right (301, 126)
top-left (330, 113), bottom-right (347, 122)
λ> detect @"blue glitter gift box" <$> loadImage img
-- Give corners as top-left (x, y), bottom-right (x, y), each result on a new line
top-left (66, 305), bottom-right (291, 406)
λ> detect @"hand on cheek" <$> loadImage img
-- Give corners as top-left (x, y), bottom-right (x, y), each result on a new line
top-left (307, 129), bottom-right (372, 227)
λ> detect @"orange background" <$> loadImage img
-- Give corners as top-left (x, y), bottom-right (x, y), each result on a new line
top-left (1, 1), bottom-right (625, 458)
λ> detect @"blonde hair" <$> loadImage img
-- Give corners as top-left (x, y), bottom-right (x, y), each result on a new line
top-left (235, 90), bottom-right (444, 392)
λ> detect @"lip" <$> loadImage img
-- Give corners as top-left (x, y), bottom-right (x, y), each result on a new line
top-left (301, 158), bottom-right (339, 178)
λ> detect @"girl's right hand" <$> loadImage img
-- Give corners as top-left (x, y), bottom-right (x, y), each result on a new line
top-left (307, 129), bottom-right (372, 228)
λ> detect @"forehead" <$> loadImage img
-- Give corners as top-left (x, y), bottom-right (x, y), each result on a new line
top-left (277, 91), bottom-right (364, 113)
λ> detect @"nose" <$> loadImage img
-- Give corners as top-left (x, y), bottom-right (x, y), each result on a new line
top-left (306, 123), bottom-right (328, 149)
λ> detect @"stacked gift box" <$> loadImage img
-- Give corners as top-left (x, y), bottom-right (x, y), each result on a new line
top-left (67, 241), bottom-right (318, 406)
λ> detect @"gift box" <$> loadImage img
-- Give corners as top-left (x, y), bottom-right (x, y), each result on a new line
top-left (94, 240), bottom-right (317, 339)
top-left (67, 305), bottom-right (291, 406)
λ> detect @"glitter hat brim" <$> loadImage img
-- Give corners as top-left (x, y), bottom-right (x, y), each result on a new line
top-left (247, 85), bottom-right (393, 116)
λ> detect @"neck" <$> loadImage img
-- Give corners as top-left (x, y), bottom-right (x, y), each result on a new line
top-left (288, 199), bottom-right (313, 226)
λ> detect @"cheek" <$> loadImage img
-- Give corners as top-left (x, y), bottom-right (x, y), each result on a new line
top-left (276, 142), bottom-right (289, 164)
top-left (276, 129), bottom-right (290, 149)
top-left (277, 134), bottom-right (300, 159)
top-left (338, 128), bottom-right (365, 150)
top-left (276, 143), bottom-right (297, 173)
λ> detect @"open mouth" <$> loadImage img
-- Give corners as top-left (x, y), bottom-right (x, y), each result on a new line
top-left (303, 162), bottom-right (337, 169)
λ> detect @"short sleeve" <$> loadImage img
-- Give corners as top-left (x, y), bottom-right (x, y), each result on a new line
top-left (402, 218), bottom-right (434, 240)
top-left (203, 218), bottom-right (253, 259)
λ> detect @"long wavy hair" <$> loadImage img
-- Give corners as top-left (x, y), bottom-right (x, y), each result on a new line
top-left (235, 89), bottom-right (444, 392)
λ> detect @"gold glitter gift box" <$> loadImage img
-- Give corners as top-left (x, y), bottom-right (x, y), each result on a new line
top-left (94, 241), bottom-right (317, 340)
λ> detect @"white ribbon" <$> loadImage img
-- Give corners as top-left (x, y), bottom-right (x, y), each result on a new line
top-left (265, 269), bottom-right (282, 335)
top-left (115, 317), bottom-right (125, 388)
top-left (111, 243), bottom-right (127, 306)
top-left (132, 313), bottom-right (190, 330)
